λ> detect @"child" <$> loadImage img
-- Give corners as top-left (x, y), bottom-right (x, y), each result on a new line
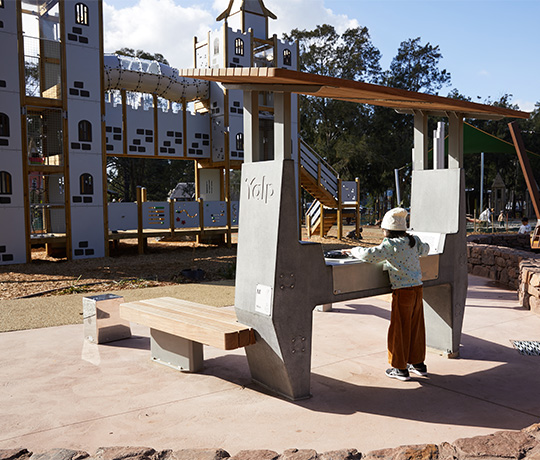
top-left (518, 217), bottom-right (531, 234)
top-left (347, 207), bottom-right (430, 381)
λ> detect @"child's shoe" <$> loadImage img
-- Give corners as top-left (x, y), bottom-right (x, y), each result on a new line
top-left (407, 362), bottom-right (428, 376)
top-left (385, 367), bottom-right (410, 381)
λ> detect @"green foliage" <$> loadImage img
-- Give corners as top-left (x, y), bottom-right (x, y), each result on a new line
top-left (288, 26), bottom-right (453, 208)
top-left (107, 157), bottom-right (195, 202)
top-left (115, 47), bottom-right (169, 65)
top-left (384, 38), bottom-right (451, 94)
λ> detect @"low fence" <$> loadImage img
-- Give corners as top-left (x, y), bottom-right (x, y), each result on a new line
top-left (467, 234), bottom-right (540, 315)
top-left (108, 200), bottom-right (239, 232)
top-left (108, 198), bottom-right (239, 253)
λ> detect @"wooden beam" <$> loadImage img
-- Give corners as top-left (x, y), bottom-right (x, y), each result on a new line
top-left (509, 122), bottom-right (540, 220)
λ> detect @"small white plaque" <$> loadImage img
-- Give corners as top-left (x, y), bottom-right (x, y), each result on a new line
top-left (255, 284), bottom-right (273, 316)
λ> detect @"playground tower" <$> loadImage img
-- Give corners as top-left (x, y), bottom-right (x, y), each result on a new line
top-left (0, 0), bottom-right (106, 263)
top-left (0, 0), bottom-right (298, 265)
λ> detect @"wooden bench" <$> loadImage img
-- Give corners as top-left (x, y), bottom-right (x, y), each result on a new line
top-left (120, 297), bottom-right (256, 372)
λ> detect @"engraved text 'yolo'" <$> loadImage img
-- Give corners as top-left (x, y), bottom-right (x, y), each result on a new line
top-left (245, 176), bottom-right (274, 204)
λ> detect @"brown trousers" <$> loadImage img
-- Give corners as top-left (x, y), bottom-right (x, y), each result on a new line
top-left (388, 285), bottom-right (426, 369)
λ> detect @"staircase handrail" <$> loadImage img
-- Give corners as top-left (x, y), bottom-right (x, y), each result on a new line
top-left (300, 139), bottom-right (339, 197)
top-left (306, 200), bottom-right (321, 220)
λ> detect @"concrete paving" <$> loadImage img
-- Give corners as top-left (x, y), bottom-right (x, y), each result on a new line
top-left (1, 275), bottom-right (539, 455)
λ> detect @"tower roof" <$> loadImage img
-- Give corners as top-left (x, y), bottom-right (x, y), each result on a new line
top-left (216, 0), bottom-right (277, 22)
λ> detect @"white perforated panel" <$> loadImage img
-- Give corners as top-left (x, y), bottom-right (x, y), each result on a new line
top-left (0, 151), bottom-right (24, 208)
top-left (105, 100), bottom-right (123, 154)
top-left (71, 206), bottom-right (105, 259)
top-left (108, 202), bottom-right (137, 231)
top-left (126, 103), bottom-right (154, 156)
top-left (186, 112), bottom-right (210, 158)
top-left (203, 201), bottom-right (227, 227)
top-left (66, 46), bottom-right (102, 103)
top-left (0, 0), bottom-right (18, 35)
top-left (174, 201), bottom-right (200, 228)
top-left (0, 33), bottom-right (20, 91)
top-left (64, 0), bottom-right (101, 49)
top-left (0, 207), bottom-right (26, 264)
top-left (142, 201), bottom-right (170, 229)
top-left (227, 30), bottom-right (251, 68)
top-left (157, 107), bottom-right (184, 158)
top-left (0, 91), bottom-right (22, 152)
top-left (69, 154), bottom-right (104, 207)
top-left (67, 100), bottom-right (101, 155)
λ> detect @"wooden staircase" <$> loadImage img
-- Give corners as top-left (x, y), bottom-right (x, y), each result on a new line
top-left (299, 140), bottom-right (360, 238)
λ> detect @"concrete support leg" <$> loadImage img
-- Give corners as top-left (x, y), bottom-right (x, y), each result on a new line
top-left (150, 329), bottom-right (204, 372)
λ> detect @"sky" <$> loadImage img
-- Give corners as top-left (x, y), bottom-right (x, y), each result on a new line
top-left (103, 0), bottom-right (539, 113)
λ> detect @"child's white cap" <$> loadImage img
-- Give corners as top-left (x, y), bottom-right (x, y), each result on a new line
top-left (381, 207), bottom-right (408, 231)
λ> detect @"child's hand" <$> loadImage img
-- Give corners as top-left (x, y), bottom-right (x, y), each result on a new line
top-left (341, 249), bottom-right (352, 255)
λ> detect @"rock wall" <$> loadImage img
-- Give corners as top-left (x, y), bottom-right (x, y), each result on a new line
top-left (467, 234), bottom-right (540, 315)
top-left (2, 423), bottom-right (540, 460)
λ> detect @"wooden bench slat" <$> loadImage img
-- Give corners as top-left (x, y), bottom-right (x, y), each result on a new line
top-left (124, 300), bottom-right (243, 334)
top-left (156, 297), bottom-right (237, 316)
top-left (140, 297), bottom-right (238, 322)
top-left (120, 301), bottom-right (254, 350)
top-left (121, 303), bottom-right (240, 349)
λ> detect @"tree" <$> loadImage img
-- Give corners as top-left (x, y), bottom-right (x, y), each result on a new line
top-left (283, 25), bottom-right (381, 179)
top-left (384, 37), bottom-right (451, 94)
top-left (366, 37), bottom-right (453, 205)
top-left (286, 27), bottom-right (455, 211)
top-left (115, 47), bottom-right (169, 65)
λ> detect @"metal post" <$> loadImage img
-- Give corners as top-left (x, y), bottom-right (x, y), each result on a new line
top-left (394, 168), bottom-right (401, 205)
top-left (243, 90), bottom-right (260, 163)
top-left (337, 178), bottom-right (342, 240)
top-left (480, 151), bottom-right (484, 214)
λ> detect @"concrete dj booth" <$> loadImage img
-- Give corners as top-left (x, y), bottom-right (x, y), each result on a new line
top-left (183, 67), bottom-right (529, 400)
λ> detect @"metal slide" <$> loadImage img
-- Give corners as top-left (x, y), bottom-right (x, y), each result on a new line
top-left (103, 54), bottom-right (209, 103)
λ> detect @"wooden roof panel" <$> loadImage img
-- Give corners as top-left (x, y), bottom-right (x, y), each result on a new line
top-left (178, 67), bottom-right (529, 119)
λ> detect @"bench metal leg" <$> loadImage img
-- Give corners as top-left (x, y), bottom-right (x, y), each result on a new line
top-left (150, 328), bottom-right (204, 372)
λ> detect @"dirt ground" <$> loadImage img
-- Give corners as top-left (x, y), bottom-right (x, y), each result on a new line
top-left (0, 225), bottom-right (384, 300)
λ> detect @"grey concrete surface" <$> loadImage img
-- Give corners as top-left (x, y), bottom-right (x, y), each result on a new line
top-left (1, 275), bottom-right (539, 455)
